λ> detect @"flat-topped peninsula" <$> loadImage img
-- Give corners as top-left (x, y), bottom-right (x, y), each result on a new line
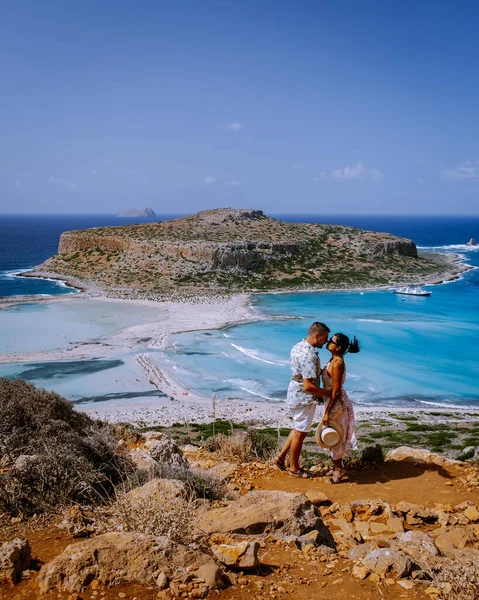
top-left (29, 208), bottom-right (467, 299)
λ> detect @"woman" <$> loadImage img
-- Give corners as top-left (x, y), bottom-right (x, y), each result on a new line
top-left (321, 333), bottom-right (360, 483)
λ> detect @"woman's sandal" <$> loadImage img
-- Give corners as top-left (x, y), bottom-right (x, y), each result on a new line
top-left (330, 469), bottom-right (347, 484)
top-left (274, 457), bottom-right (287, 472)
top-left (288, 468), bottom-right (313, 479)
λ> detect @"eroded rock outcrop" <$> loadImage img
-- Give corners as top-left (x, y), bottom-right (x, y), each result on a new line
top-left (195, 490), bottom-right (324, 537)
top-left (37, 532), bottom-right (215, 593)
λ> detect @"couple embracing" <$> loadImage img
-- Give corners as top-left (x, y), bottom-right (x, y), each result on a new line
top-left (275, 322), bottom-right (360, 483)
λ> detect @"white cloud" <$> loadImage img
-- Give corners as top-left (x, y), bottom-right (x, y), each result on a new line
top-left (441, 161), bottom-right (479, 181)
top-left (321, 162), bottom-right (383, 182)
top-left (225, 179), bottom-right (242, 186)
top-left (204, 176), bottom-right (216, 184)
top-left (49, 175), bottom-right (77, 189)
top-left (292, 164), bottom-right (302, 170)
top-left (224, 122), bottom-right (244, 131)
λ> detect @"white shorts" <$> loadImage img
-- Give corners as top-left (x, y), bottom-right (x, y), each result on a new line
top-left (290, 403), bottom-right (317, 433)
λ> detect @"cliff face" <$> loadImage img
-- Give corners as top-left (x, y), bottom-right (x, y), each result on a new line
top-left (35, 208), bottom-right (447, 298)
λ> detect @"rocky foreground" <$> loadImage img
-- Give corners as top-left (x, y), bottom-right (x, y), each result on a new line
top-left (2, 433), bottom-right (479, 600)
top-left (28, 208), bottom-right (465, 299)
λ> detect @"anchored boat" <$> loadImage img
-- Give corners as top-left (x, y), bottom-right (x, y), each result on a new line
top-left (393, 286), bottom-right (432, 296)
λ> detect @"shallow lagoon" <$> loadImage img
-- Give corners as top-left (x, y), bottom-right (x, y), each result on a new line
top-left (0, 298), bottom-right (163, 354)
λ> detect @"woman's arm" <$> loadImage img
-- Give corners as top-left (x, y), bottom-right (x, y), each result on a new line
top-left (322, 360), bottom-right (344, 422)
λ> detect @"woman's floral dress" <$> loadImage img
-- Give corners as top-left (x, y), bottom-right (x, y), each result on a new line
top-left (321, 361), bottom-right (357, 460)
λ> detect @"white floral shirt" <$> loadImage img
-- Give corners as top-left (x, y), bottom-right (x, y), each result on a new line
top-left (286, 339), bottom-right (321, 408)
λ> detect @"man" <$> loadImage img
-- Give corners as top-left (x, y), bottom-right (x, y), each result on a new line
top-left (275, 321), bottom-right (330, 478)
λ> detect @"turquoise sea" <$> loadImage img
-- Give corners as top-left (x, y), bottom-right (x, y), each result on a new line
top-left (0, 215), bottom-right (478, 409)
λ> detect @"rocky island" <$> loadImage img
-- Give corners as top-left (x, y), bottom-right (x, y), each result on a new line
top-left (118, 207), bottom-right (157, 218)
top-left (29, 208), bottom-right (467, 300)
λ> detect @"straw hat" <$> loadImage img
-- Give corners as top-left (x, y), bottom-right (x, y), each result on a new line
top-left (316, 420), bottom-right (344, 449)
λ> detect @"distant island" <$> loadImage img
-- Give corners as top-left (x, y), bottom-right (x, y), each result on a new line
top-left (118, 208), bottom-right (156, 218)
top-left (29, 208), bottom-right (469, 300)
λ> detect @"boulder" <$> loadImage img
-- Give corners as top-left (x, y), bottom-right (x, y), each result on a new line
top-left (149, 437), bottom-right (189, 470)
top-left (361, 548), bottom-right (412, 578)
top-left (124, 478), bottom-right (186, 504)
top-left (128, 449), bottom-right (158, 471)
top-left (392, 531), bottom-right (439, 562)
top-left (385, 447), bottom-right (460, 468)
top-left (349, 541), bottom-right (390, 562)
top-left (0, 538), bottom-right (31, 585)
top-left (195, 564), bottom-right (226, 589)
top-left (433, 527), bottom-right (476, 554)
top-left (194, 490), bottom-right (323, 537)
top-left (37, 533), bottom-right (215, 593)
top-left (211, 541), bottom-right (260, 568)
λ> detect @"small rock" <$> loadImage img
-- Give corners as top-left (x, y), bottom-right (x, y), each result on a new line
top-left (118, 594), bottom-right (127, 599)
top-left (0, 538), bottom-right (32, 585)
top-left (190, 587), bottom-right (209, 599)
top-left (464, 505), bottom-right (479, 522)
top-left (304, 490), bottom-right (330, 505)
top-left (397, 580), bottom-right (415, 589)
top-left (156, 572), bottom-right (169, 589)
top-left (352, 565), bottom-right (369, 580)
top-left (211, 541), bottom-right (259, 568)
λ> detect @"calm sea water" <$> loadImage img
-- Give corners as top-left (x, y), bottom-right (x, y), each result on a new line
top-left (0, 214), bottom-right (478, 408)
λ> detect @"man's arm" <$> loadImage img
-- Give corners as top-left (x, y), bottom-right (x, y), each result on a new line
top-left (303, 378), bottom-right (330, 398)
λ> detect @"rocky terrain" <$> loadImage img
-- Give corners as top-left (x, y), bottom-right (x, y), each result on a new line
top-left (29, 208), bottom-right (465, 299)
top-left (1, 380), bottom-right (479, 600)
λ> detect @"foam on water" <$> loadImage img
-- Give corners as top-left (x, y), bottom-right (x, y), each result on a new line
top-left (230, 343), bottom-right (288, 366)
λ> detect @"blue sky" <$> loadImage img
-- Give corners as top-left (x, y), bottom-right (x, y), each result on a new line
top-left (1, 0), bottom-right (478, 214)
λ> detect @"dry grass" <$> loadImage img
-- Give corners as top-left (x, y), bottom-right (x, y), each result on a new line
top-left (97, 488), bottom-right (196, 544)
top-left (205, 429), bottom-right (279, 463)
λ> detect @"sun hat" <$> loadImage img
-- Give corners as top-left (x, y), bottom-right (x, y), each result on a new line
top-left (316, 420), bottom-right (344, 449)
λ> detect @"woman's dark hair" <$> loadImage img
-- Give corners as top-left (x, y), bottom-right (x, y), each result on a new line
top-left (332, 333), bottom-right (360, 355)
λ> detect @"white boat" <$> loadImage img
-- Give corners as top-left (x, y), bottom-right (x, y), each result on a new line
top-left (393, 286), bottom-right (432, 297)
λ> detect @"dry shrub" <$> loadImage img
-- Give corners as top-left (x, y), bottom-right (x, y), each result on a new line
top-left (432, 549), bottom-right (479, 600)
top-left (98, 489), bottom-right (196, 544)
top-left (0, 379), bottom-right (135, 516)
top-left (361, 444), bottom-right (385, 463)
top-left (205, 429), bottom-right (279, 463)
